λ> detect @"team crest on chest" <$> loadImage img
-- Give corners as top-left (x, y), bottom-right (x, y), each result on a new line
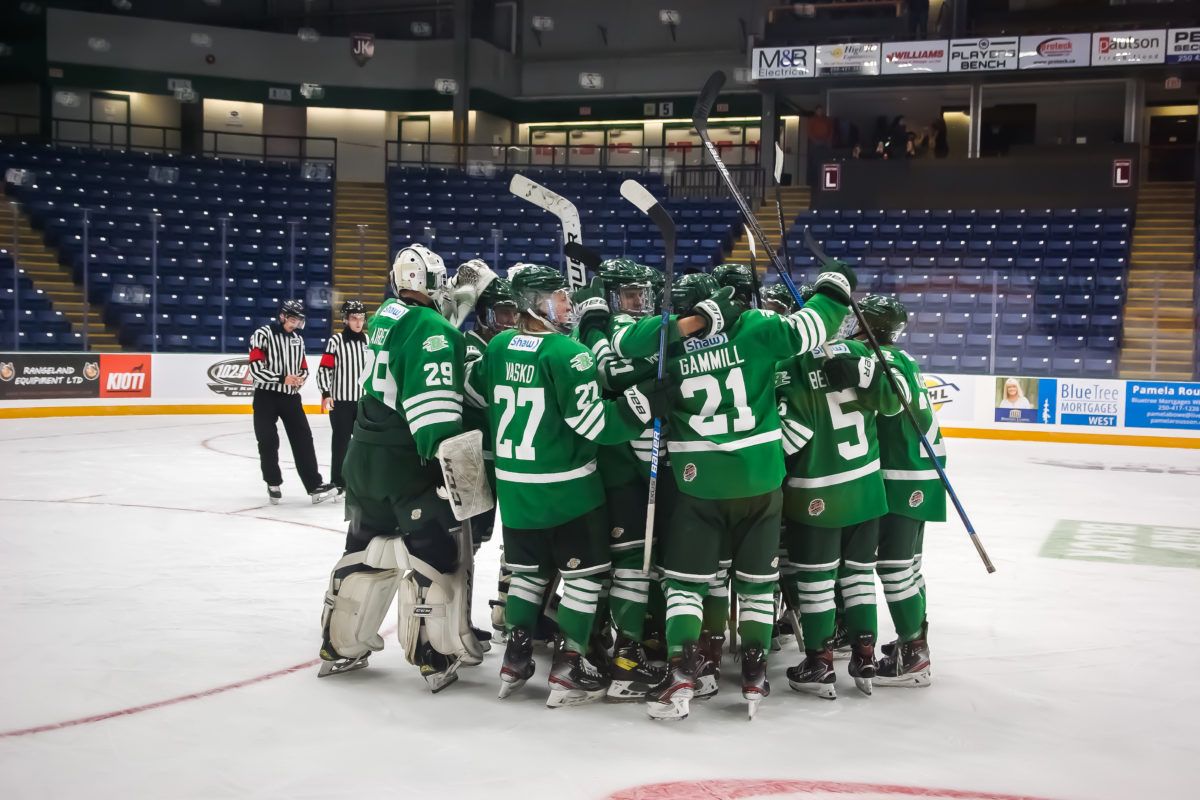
top-left (570, 351), bottom-right (594, 371)
top-left (422, 334), bottom-right (449, 353)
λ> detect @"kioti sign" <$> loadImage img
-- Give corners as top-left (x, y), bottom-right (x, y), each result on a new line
top-left (99, 354), bottom-right (152, 398)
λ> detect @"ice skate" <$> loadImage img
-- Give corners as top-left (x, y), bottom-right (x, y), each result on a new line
top-left (498, 627), bottom-right (535, 699)
top-left (471, 625), bottom-right (493, 654)
top-left (740, 646), bottom-right (770, 720)
top-left (267, 485), bottom-right (282, 505)
top-left (695, 630), bottom-right (725, 699)
top-left (642, 622), bottom-right (667, 666)
top-left (607, 634), bottom-right (666, 701)
top-left (830, 620), bottom-right (851, 660)
top-left (309, 482), bottom-right (337, 504)
top-left (416, 640), bottom-right (461, 693)
top-left (646, 642), bottom-right (704, 721)
top-left (786, 646), bottom-right (837, 699)
top-left (317, 632), bottom-right (382, 678)
top-left (848, 632), bottom-right (876, 696)
top-left (876, 634), bottom-right (931, 688)
top-left (546, 647), bottom-right (609, 708)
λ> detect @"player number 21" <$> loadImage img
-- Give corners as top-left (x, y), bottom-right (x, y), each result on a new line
top-left (680, 367), bottom-right (755, 437)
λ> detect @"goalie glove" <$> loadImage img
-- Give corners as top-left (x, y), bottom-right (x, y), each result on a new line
top-left (821, 353), bottom-right (877, 391)
top-left (441, 259), bottom-right (499, 326)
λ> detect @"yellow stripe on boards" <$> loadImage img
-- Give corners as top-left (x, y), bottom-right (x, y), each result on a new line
top-left (941, 426), bottom-right (1200, 450)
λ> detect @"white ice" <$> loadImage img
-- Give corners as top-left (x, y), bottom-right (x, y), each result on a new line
top-left (0, 415), bottom-right (1198, 800)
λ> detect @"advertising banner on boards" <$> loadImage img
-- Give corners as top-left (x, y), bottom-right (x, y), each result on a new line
top-left (750, 46), bottom-right (816, 80)
top-left (0, 354), bottom-right (100, 400)
top-left (881, 40), bottom-right (950, 75)
top-left (948, 37), bottom-right (1019, 72)
top-left (1019, 33), bottom-right (1092, 69)
top-left (1091, 29), bottom-right (1165, 66)
top-left (815, 43), bottom-right (881, 76)
top-left (1166, 27), bottom-right (1200, 64)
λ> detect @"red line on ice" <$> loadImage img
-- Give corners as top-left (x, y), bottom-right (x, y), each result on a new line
top-left (606, 779), bottom-right (1057, 800)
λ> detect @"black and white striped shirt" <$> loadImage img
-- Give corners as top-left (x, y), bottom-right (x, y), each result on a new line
top-left (249, 322), bottom-right (308, 395)
top-left (317, 328), bottom-right (370, 402)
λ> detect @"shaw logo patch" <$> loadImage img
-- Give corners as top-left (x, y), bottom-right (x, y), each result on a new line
top-left (909, 490), bottom-right (925, 508)
top-left (508, 334), bottom-right (544, 352)
top-left (682, 463), bottom-right (698, 482)
top-left (379, 302), bottom-right (408, 320)
top-left (570, 351), bottom-right (594, 371)
top-left (807, 498), bottom-right (826, 517)
top-left (684, 333), bottom-right (729, 353)
top-left (422, 334), bottom-right (449, 353)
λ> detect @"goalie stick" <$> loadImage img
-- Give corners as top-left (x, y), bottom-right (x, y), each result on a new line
top-left (617, 179), bottom-right (675, 575)
top-left (694, 69), bottom-right (995, 574)
top-left (508, 174), bottom-right (587, 289)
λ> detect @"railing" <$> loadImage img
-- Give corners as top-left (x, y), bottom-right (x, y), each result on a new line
top-left (202, 131), bottom-right (337, 165)
top-left (0, 112), bottom-right (42, 138)
top-left (52, 119), bottom-right (182, 154)
top-left (385, 139), bottom-right (764, 201)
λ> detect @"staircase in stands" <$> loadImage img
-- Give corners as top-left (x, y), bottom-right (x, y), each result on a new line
top-left (0, 197), bottom-right (122, 351)
top-left (1120, 182), bottom-right (1196, 380)
top-left (727, 187), bottom-right (811, 273)
top-left (332, 181), bottom-right (390, 306)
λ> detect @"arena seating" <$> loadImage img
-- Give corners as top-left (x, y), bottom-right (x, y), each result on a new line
top-left (0, 141), bottom-right (333, 352)
top-left (387, 166), bottom-right (742, 270)
top-left (0, 250), bottom-right (83, 351)
top-left (779, 207), bottom-right (1131, 378)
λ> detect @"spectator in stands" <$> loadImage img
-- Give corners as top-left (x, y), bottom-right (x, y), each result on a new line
top-left (871, 116), bottom-right (890, 159)
top-left (931, 117), bottom-right (950, 158)
top-left (909, 0), bottom-right (929, 37)
top-left (806, 105), bottom-right (835, 185)
top-left (886, 116), bottom-right (909, 159)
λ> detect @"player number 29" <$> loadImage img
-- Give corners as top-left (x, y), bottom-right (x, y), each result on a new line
top-left (423, 362), bottom-right (454, 387)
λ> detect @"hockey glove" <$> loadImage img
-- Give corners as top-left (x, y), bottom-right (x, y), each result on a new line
top-left (813, 260), bottom-right (858, 306)
top-left (572, 276), bottom-right (611, 340)
top-left (692, 286), bottom-right (742, 339)
top-left (821, 353), bottom-right (877, 391)
top-left (621, 379), bottom-right (676, 427)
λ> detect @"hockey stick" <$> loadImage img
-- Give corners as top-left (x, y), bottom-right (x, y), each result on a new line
top-left (745, 223), bottom-right (763, 308)
top-left (563, 240), bottom-right (602, 272)
top-left (618, 179), bottom-right (675, 576)
top-left (803, 227), bottom-right (995, 573)
top-left (771, 141), bottom-right (795, 280)
top-left (695, 69), bottom-right (994, 574)
top-left (508, 174), bottom-right (586, 289)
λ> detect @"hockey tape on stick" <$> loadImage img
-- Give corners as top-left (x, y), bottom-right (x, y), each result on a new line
top-left (509, 174), bottom-right (586, 289)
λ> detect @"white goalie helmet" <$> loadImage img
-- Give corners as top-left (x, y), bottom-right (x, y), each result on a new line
top-left (391, 243), bottom-right (448, 299)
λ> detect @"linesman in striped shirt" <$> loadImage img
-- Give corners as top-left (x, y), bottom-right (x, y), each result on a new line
top-left (249, 299), bottom-right (336, 505)
top-left (317, 299), bottom-right (370, 493)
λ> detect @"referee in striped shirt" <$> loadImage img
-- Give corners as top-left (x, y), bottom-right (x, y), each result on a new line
top-left (249, 299), bottom-right (335, 505)
top-left (317, 299), bottom-right (369, 492)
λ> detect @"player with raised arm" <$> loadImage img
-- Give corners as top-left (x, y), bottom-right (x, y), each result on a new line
top-left (316, 244), bottom-right (495, 693)
top-left (777, 308), bottom-right (902, 699)
top-left (856, 295), bottom-right (943, 687)
top-left (612, 264), bottom-right (856, 720)
top-left (464, 264), bottom-right (669, 708)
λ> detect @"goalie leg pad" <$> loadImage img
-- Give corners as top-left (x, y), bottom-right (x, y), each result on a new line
top-left (321, 537), bottom-right (403, 661)
top-left (396, 521), bottom-right (484, 667)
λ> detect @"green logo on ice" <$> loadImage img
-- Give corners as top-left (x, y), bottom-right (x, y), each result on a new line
top-left (1041, 520), bottom-right (1200, 570)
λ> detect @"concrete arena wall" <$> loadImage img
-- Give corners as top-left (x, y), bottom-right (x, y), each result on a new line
top-left (1, 353), bottom-right (1198, 449)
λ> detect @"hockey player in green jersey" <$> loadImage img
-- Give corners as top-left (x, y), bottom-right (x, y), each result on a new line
top-left (761, 282), bottom-right (799, 315)
top-left (711, 263), bottom-right (758, 310)
top-left (572, 258), bottom-right (669, 700)
top-left (464, 264), bottom-right (667, 708)
top-left (777, 314), bottom-right (902, 699)
top-left (855, 294), bottom-right (943, 687)
top-left (317, 243), bottom-right (496, 692)
top-left (612, 264), bottom-right (857, 720)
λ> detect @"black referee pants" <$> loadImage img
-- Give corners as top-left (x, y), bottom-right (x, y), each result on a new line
top-left (328, 398), bottom-right (358, 489)
top-left (252, 388), bottom-right (323, 492)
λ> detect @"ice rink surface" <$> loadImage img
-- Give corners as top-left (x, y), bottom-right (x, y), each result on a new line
top-left (1, 414), bottom-right (1198, 800)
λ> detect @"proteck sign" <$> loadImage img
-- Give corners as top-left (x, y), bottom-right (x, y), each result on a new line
top-left (1019, 33), bottom-right (1091, 69)
top-left (881, 40), bottom-right (949, 75)
top-left (948, 37), bottom-right (1018, 72)
top-left (1166, 27), bottom-right (1200, 64)
top-left (751, 46), bottom-right (816, 80)
top-left (1092, 29), bottom-right (1165, 66)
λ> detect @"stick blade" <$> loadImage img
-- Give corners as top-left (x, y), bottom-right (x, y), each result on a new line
top-left (620, 179), bottom-right (660, 215)
top-left (774, 142), bottom-right (785, 185)
top-left (693, 70), bottom-right (727, 132)
top-left (803, 225), bottom-right (833, 266)
top-left (745, 223), bottom-right (756, 257)
top-left (508, 173), bottom-right (535, 197)
top-left (563, 241), bottom-right (602, 270)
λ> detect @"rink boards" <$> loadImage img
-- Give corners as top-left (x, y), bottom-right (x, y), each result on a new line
top-left (1, 351), bottom-right (1198, 447)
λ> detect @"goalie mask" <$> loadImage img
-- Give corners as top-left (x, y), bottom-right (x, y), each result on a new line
top-left (511, 264), bottom-right (576, 333)
top-left (391, 244), bottom-right (448, 304)
top-left (598, 258), bottom-right (657, 319)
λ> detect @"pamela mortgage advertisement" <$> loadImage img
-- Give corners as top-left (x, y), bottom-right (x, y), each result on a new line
top-left (1018, 33), bottom-right (1091, 69)
top-left (751, 46), bottom-right (816, 80)
top-left (1091, 29), bottom-right (1165, 66)
top-left (815, 42), bottom-right (881, 77)
top-left (881, 40), bottom-right (949, 75)
top-left (1166, 27), bottom-right (1200, 64)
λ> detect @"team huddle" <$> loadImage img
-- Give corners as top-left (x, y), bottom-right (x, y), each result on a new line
top-left (315, 240), bottom-right (946, 721)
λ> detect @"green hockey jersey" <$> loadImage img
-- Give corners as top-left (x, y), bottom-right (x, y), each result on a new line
top-left (359, 298), bottom-right (465, 462)
top-left (462, 327), bottom-right (495, 486)
top-left (777, 338), bottom-right (901, 528)
top-left (465, 327), bottom-right (648, 529)
top-left (613, 295), bottom-right (849, 500)
top-left (877, 345), bottom-right (948, 522)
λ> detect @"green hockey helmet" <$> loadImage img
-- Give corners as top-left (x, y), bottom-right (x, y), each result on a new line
top-left (598, 257), bottom-right (657, 318)
top-left (853, 294), bottom-right (908, 344)
top-left (475, 277), bottom-right (517, 337)
top-left (669, 272), bottom-right (720, 315)
top-left (711, 263), bottom-right (757, 308)
top-left (511, 264), bottom-right (575, 332)
top-left (760, 283), bottom-right (797, 314)
top-left (798, 282), bottom-right (817, 302)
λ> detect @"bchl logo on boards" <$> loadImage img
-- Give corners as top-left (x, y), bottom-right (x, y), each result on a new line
top-left (99, 354), bottom-right (152, 398)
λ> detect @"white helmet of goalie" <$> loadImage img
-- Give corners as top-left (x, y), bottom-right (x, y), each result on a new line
top-left (391, 243), bottom-right (448, 299)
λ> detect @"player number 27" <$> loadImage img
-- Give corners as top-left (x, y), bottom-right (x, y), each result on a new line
top-left (680, 367), bottom-right (755, 437)
top-left (494, 385), bottom-right (545, 460)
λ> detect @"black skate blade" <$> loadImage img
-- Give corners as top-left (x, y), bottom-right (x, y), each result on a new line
top-left (317, 654), bottom-right (369, 678)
